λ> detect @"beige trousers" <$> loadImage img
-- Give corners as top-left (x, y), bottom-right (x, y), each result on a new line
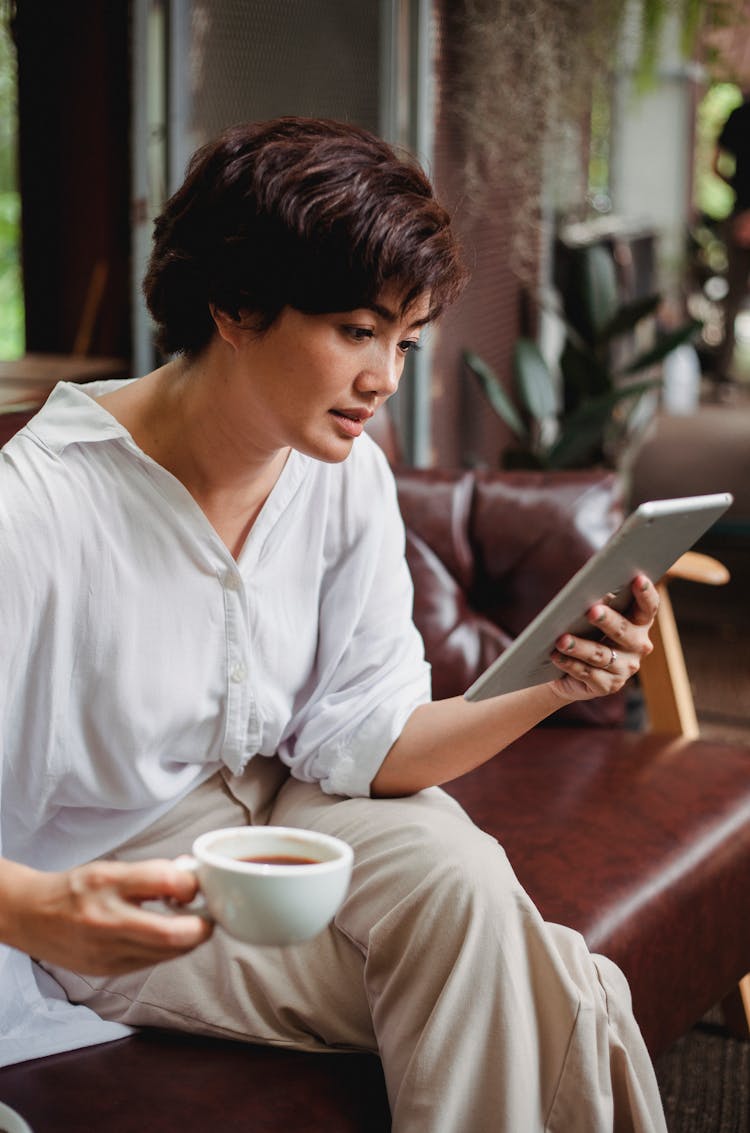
top-left (50, 761), bottom-right (667, 1133)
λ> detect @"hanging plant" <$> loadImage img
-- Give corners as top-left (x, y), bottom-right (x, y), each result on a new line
top-left (449, 0), bottom-right (732, 221)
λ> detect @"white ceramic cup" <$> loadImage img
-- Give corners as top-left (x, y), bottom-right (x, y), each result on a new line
top-left (0, 1101), bottom-right (34, 1133)
top-left (177, 826), bottom-right (353, 946)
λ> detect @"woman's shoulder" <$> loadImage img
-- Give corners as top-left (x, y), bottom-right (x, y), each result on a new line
top-left (1, 421), bottom-right (86, 526)
top-left (0, 388), bottom-right (119, 565)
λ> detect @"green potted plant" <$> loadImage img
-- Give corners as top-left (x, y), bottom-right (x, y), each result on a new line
top-left (463, 243), bottom-right (701, 469)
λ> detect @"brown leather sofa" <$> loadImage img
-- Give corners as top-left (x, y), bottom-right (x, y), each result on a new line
top-left (1, 416), bottom-right (750, 1132)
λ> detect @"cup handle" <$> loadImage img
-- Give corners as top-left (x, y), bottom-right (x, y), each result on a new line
top-left (147, 855), bottom-right (213, 922)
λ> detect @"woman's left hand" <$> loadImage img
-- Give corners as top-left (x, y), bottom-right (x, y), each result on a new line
top-left (548, 574), bottom-right (659, 703)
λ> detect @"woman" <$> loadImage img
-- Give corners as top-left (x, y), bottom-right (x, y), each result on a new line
top-left (0, 118), bottom-right (665, 1130)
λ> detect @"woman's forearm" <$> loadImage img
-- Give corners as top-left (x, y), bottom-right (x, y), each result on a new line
top-left (371, 683), bottom-right (565, 797)
top-left (373, 576), bottom-right (660, 798)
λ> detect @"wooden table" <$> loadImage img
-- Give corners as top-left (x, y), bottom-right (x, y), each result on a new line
top-left (0, 354), bottom-right (130, 447)
top-left (0, 353), bottom-right (129, 412)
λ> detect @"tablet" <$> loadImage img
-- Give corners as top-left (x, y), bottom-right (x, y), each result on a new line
top-left (464, 492), bottom-right (733, 702)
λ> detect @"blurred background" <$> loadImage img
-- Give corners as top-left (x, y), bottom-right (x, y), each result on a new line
top-left (0, 2), bottom-right (747, 620)
top-left (1, 0), bottom-right (750, 463)
top-left (0, 0), bottom-right (749, 741)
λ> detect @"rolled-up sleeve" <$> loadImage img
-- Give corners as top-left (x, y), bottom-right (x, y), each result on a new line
top-left (276, 443), bottom-right (431, 796)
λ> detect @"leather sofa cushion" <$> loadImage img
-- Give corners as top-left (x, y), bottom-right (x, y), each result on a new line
top-left (406, 529), bottom-right (511, 700)
top-left (395, 467), bottom-right (476, 592)
top-left (447, 727), bottom-right (750, 1056)
top-left (470, 469), bottom-right (624, 638)
top-left (0, 1032), bottom-right (390, 1133)
top-left (396, 466), bottom-right (627, 725)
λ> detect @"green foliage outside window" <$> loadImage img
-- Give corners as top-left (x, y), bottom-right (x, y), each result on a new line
top-left (694, 82), bottom-right (743, 222)
top-left (0, 0), bottom-right (24, 359)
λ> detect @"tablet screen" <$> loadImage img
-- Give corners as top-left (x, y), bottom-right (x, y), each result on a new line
top-left (464, 492), bottom-right (733, 701)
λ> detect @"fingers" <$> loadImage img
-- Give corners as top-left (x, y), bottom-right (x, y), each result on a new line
top-left (11, 861), bottom-right (213, 977)
top-left (104, 858), bottom-right (201, 904)
top-left (70, 859), bottom-right (208, 933)
top-left (551, 624), bottom-right (640, 694)
top-left (69, 912), bottom-right (213, 976)
top-left (111, 901), bottom-right (213, 954)
top-left (556, 632), bottom-right (639, 674)
top-left (550, 639), bottom-right (630, 695)
top-left (586, 576), bottom-right (658, 651)
top-left (60, 860), bottom-right (213, 972)
top-left (628, 575), bottom-right (660, 626)
top-left (549, 576), bottom-right (659, 704)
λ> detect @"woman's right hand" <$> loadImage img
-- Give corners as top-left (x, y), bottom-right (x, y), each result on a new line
top-left (0, 857), bottom-right (213, 975)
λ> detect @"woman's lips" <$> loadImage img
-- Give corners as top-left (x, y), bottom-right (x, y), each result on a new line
top-left (329, 408), bottom-right (371, 438)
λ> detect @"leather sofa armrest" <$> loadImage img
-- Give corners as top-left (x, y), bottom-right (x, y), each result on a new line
top-left (406, 528), bottom-right (513, 700)
top-left (395, 465), bottom-right (629, 725)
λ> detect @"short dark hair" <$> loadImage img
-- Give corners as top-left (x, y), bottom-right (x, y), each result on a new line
top-left (143, 117), bottom-right (467, 356)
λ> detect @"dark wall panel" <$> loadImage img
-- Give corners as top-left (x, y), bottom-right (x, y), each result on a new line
top-left (15, 0), bottom-right (131, 358)
top-left (429, 0), bottom-right (534, 469)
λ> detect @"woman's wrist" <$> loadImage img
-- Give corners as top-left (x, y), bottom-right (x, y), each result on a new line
top-left (0, 858), bottom-right (46, 952)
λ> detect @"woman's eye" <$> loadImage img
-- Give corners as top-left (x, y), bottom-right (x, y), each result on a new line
top-left (399, 339), bottom-right (421, 354)
top-left (344, 326), bottom-right (374, 342)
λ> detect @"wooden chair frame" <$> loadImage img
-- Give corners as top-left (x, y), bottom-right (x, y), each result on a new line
top-left (639, 551), bottom-right (750, 1038)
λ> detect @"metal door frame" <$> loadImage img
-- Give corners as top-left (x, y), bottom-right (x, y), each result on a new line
top-left (131, 0), bottom-right (435, 467)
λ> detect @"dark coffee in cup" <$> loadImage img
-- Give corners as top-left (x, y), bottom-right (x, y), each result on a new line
top-left (186, 825), bottom-right (353, 944)
top-left (236, 854), bottom-right (319, 866)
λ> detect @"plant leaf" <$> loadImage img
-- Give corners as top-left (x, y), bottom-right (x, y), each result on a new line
top-left (463, 350), bottom-right (528, 440)
top-left (600, 293), bottom-right (661, 341)
top-left (563, 244), bottom-right (619, 347)
top-left (547, 379), bottom-right (660, 468)
top-left (560, 337), bottom-right (611, 411)
top-left (619, 319), bottom-right (702, 375)
top-left (501, 447), bottom-right (546, 470)
top-left (513, 339), bottom-right (557, 422)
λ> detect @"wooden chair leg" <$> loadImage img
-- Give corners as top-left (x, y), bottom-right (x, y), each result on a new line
top-left (638, 582), bottom-right (700, 739)
top-left (73, 258), bottom-right (109, 355)
top-left (638, 557), bottom-right (747, 1038)
top-left (721, 974), bottom-right (750, 1040)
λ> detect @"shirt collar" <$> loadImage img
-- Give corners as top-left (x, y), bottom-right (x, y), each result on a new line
top-left (26, 379), bottom-right (137, 452)
top-left (25, 379), bottom-right (313, 556)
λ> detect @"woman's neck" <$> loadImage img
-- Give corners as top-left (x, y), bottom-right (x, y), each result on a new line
top-left (96, 350), bottom-right (290, 558)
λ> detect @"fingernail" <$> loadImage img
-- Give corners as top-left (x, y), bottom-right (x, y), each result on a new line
top-left (640, 579), bottom-right (650, 591)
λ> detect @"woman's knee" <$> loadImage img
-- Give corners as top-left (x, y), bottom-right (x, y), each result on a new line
top-left (325, 792), bottom-right (524, 943)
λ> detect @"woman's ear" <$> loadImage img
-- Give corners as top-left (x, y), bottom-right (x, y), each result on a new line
top-left (210, 305), bottom-right (244, 350)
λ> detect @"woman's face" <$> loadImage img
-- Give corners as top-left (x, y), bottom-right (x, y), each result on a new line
top-left (217, 285), bottom-right (431, 464)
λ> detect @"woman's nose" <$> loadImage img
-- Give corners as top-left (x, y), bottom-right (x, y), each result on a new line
top-left (358, 350), bottom-right (401, 399)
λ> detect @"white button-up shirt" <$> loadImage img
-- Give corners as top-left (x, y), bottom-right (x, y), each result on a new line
top-left (0, 379), bottom-right (431, 1065)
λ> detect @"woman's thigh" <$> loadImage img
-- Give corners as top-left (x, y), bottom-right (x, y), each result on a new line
top-left (270, 775), bottom-right (527, 953)
top-left (49, 767), bottom-right (526, 1055)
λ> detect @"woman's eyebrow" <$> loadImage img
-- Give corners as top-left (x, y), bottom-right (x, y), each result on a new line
top-left (367, 302), bottom-right (430, 329)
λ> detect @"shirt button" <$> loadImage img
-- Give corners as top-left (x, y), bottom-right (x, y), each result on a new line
top-left (230, 662), bottom-right (247, 683)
